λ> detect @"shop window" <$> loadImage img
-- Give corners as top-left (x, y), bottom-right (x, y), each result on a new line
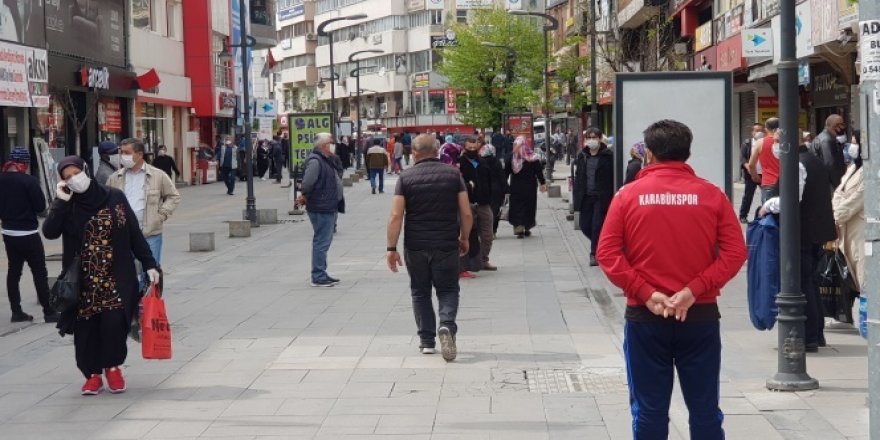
top-left (98, 98), bottom-right (124, 144)
top-left (135, 103), bottom-right (166, 153)
top-left (132, 0), bottom-right (156, 31)
top-left (37, 96), bottom-right (67, 151)
top-left (428, 91), bottom-right (446, 115)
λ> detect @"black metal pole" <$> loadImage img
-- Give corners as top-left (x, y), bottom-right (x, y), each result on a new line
top-left (355, 60), bottom-right (362, 170)
top-left (328, 32), bottom-right (337, 140)
top-left (588, 0), bottom-right (598, 128)
top-left (766, 0), bottom-right (817, 391)
top-left (241, 0), bottom-right (256, 227)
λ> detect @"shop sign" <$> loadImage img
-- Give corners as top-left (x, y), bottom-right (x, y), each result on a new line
top-left (80, 66), bottom-right (110, 90)
top-left (446, 89), bottom-right (457, 114)
top-left (431, 30), bottom-right (458, 49)
top-left (717, 36), bottom-right (745, 71)
top-left (860, 20), bottom-right (880, 83)
top-left (742, 28), bottom-right (773, 57)
top-left (838, 0), bottom-right (858, 29)
top-left (277, 2), bottom-right (305, 21)
top-left (598, 81), bottom-right (614, 105)
top-left (413, 72), bottom-right (430, 89)
top-left (218, 92), bottom-right (237, 110)
top-left (254, 99), bottom-right (277, 118)
top-left (455, 0), bottom-right (492, 8)
top-left (407, 0), bottom-right (425, 12)
top-left (288, 113), bottom-right (333, 166)
top-left (695, 22), bottom-right (714, 52)
top-left (505, 113), bottom-right (533, 146)
top-left (811, 0), bottom-right (839, 46)
top-left (812, 65), bottom-right (849, 107)
top-left (799, 59), bottom-right (811, 85)
top-left (426, 0), bottom-right (444, 10)
top-left (715, 5), bottom-right (744, 42)
top-left (98, 99), bottom-right (122, 133)
top-left (693, 47), bottom-right (717, 71)
top-left (0, 42), bottom-right (49, 108)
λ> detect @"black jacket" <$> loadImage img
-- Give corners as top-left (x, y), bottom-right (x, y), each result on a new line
top-left (485, 155), bottom-right (508, 204)
top-left (799, 148), bottom-right (837, 247)
top-left (0, 171), bottom-right (46, 231)
top-left (459, 154), bottom-right (492, 205)
top-left (152, 155), bottom-right (180, 178)
top-left (810, 129), bottom-right (846, 188)
top-left (624, 158), bottom-right (642, 185)
top-left (740, 138), bottom-right (753, 166)
top-left (573, 148), bottom-right (614, 211)
top-left (399, 159), bottom-right (464, 252)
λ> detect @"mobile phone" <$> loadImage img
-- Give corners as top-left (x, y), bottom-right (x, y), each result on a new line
top-left (61, 184), bottom-right (71, 194)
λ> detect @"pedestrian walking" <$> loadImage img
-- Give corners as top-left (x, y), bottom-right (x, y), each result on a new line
top-left (106, 138), bottom-right (181, 267)
top-left (402, 131), bottom-right (413, 165)
top-left (393, 136), bottom-right (404, 174)
top-left (337, 136), bottom-right (352, 169)
top-left (831, 131), bottom-right (864, 324)
top-left (94, 141), bottom-right (120, 185)
top-left (215, 135), bottom-right (239, 195)
top-left (506, 136), bottom-right (546, 239)
top-left (236, 136), bottom-right (250, 182)
top-left (811, 114), bottom-right (847, 188)
top-left (738, 123), bottom-right (764, 222)
top-left (151, 145), bottom-right (181, 181)
top-left (459, 135), bottom-right (496, 271)
top-left (624, 141), bottom-right (646, 185)
top-left (573, 127), bottom-right (614, 265)
top-left (385, 134), bottom-right (473, 361)
top-left (42, 156), bottom-right (161, 395)
top-left (596, 120), bottom-right (747, 439)
top-left (271, 136), bottom-right (285, 182)
top-left (481, 143), bottom-right (507, 235)
top-left (747, 117), bottom-right (780, 202)
top-left (386, 135), bottom-right (396, 174)
top-left (366, 139), bottom-right (389, 194)
top-left (566, 128), bottom-right (577, 165)
top-left (298, 133), bottom-right (345, 287)
top-left (0, 147), bottom-right (57, 323)
top-left (256, 141), bottom-right (270, 180)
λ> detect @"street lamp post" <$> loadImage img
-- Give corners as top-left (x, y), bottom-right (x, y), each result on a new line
top-left (588, 0), bottom-right (598, 128)
top-left (219, 2), bottom-right (258, 227)
top-left (765, 0), bottom-right (818, 392)
top-left (348, 49), bottom-right (384, 170)
top-left (317, 14), bottom-right (368, 140)
top-left (510, 11), bottom-right (559, 134)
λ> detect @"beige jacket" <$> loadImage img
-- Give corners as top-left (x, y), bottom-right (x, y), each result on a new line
top-left (832, 165), bottom-right (864, 290)
top-left (106, 163), bottom-right (181, 237)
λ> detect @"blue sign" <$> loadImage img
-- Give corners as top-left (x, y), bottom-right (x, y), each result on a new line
top-left (278, 4), bottom-right (305, 21)
top-left (798, 59), bottom-right (810, 86)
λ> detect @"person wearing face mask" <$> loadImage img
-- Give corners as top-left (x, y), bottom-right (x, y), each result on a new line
top-left (810, 114), bottom-right (847, 188)
top-left (214, 135), bottom-right (239, 195)
top-left (94, 141), bottom-right (120, 185)
top-left (298, 133), bottom-right (345, 287)
top-left (458, 135), bottom-right (496, 271)
top-left (106, 138), bottom-right (181, 268)
top-left (42, 156), bottom-right (160, 395)
top-left (573, 127), bottom-right (614, 266)
top-left (747, 117), bottom-right (780, 203)
top-left (151, 145), bottom-right (181, 181)
top-left (0, 146), bottom-right (57, 323)
top-left (624, 141), bottom-right (646, 185)
top-left (506, 136), bottom-right (547, 239)
top-left (738, 124), bottom-right (764, 223)
top-left (831, 130), bottom-right (865, 325)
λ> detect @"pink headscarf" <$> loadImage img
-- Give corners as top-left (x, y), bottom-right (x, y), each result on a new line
top-left (511, 136), bottom-right (539, 174)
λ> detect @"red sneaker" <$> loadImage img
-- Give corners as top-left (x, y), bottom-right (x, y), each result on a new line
top-left (104, 367), bottom-right (126, 394)
top-left (81, 374), bottom-right (103, 395)
top-left (459, 271), bottom-right (476, 279)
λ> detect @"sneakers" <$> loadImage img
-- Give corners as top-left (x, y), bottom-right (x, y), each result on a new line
top-left (326, 275), bottom-right (341, 283)
top-left (81, 374), bottom-right (103, 395)
top-left (310, 279), bottom-right (338, 287)
top-left (372, 187), bottom-right (376, 194)
top-left (420, 347), bottom-right (435, 355)
top-left (459, 271), bottom-right (476, 279)
top-left (438, 327), bottom-right (457, 362)
top-left (104, 367), bottom-right (126, 394)
top-left (10, 311), bottom-right (33, 323)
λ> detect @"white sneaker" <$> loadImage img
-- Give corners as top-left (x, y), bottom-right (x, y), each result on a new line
top-left (420, 347), bottom-right (435, 355)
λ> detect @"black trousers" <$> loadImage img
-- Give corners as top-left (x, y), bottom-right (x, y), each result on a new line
top-left (580, 195), bottom-right (609, 256)
top-left (738, 168), bottom-right (758, 219)
top-left (3, 233), bottom-right (52, 315)
top-left (405, 248), bottom-right (460, 347)
top-left (73, 309), bottom-right (128, 378)
top-left (801, 244), bottom-right (825, 346)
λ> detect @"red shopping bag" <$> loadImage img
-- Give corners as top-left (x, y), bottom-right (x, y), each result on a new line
top-left (141, 285), bottom-right (172, 359)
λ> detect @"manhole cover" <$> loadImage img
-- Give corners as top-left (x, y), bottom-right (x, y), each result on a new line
top-left (524, 368), bottom-right (628, 395)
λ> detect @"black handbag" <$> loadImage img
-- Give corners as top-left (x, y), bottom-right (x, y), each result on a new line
top-left (49, 256), bottom-right (81, 314)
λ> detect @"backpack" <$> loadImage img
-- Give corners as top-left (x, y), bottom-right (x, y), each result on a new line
top-left (746, 214), bottom-right (780, 330)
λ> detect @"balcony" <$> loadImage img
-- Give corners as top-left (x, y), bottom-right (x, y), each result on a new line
top-left (250, 0), bottom-right (279, 49)
top-left (617, 0), bottom-right (664, 29)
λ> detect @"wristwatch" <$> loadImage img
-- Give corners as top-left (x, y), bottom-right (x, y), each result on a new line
top-left (386, 247), bottom-right (397, 252)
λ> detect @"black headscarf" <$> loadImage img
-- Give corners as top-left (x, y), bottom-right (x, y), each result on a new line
top-left (57, 155), bottom-right (111, 223)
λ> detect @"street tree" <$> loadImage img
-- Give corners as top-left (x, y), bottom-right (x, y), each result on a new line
top-left (438, 8), bottom-right (545, 130)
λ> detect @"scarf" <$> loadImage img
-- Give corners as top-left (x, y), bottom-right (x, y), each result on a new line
top-left (511, 136), bottom-right (539, 174)
top-left (480, 144), bottom-right (496, 158)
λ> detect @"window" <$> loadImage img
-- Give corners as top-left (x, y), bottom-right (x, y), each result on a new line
top-left (456, 10), bottom-right (468, 24)
top-left (294, 21), bottom-right (314, 36)
top-left (166, 1), bottom-right (179, 40)
top-left (132, 0), bottom-right (155, 30)
top-left (431, 10), bottom-right (443, 25)
top-left (213, 34), bottom-right (232, 88)
top-left (409, 51), bottom-right (431, 74)
top-left (280, 54), bottom-right (316, 70)
top-left (135, 103), bottom-right (166, 152)
top-left (36, 97), bottom-right (66, 150)
top-left (278, 25), bottom-right (293, 41)
top-left (316, 16), bottom-right (408, 46)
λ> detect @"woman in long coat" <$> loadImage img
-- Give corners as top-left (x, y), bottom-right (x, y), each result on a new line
top-left (506, 136), bottom-right (546, 238)
top-left (833, 133), bottom-right (865, 301)
top-left (43, 156), bottom-right (159, 396)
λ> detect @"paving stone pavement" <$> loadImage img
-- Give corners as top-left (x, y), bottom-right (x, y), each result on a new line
top-left (0, 165), bottom-right (868, 439)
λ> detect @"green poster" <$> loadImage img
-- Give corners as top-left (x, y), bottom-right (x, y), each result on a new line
top-left (288, 113), bottom-right (333, 166)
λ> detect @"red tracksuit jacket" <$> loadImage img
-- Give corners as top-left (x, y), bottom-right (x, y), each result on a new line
top-left (596, 162), bottom-right (747, 307)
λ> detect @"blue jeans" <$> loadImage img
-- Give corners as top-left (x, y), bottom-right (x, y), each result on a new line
top-left (220, 166), bottom-right (236, 194)
top-left (308, 211), bottom-right (338, 283)
top-left (368, 169), bottom-right (384, 192)
top-left (624, 319), bottom-right (724, 440)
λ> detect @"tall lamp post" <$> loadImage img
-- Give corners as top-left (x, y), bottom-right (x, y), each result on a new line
top-left (219, 7), bottom-right (258, 227)
top-left (510, 11), bottom-right (559, 133)
top-left (317, 14), bottom-right (368, 140)
top-left (587, 0), bottom-right (599, 127)
top-left (765, 0), bottom-right (817, 391)
top-left (349, 49), bottom-right (384, 170)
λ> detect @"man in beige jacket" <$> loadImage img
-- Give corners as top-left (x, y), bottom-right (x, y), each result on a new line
top-left (106, 138), bottom-right (181, 266)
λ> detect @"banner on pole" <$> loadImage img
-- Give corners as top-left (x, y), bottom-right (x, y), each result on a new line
top-left (288, 113), bottom-right (333, 166)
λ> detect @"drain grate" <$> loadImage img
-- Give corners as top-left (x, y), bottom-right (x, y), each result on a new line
top-left (524, 368), bottom-right (628, 395)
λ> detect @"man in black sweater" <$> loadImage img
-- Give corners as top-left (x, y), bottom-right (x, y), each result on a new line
top-left (459, 135), bottom-right (497, 271)
top-left (0, 147), bottom-right (57, 323)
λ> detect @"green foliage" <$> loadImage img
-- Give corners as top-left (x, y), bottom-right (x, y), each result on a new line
top-left (438, 8), bottom-right (546, 129)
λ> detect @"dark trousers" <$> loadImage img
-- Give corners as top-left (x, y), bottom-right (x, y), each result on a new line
top-left (3, 234), bottom-right (52, 316)
top-left (739, 168), bottom-right (758, 219)
top-left (73, 309), bottom-right (128, 378)
top-left (490, 199), bottom-right (502, 234)
top-left (624, 319), bottom-right (724, 440)
top-left (801, 244), bottom-right (825, 346)
top-left (220, 166), bottom-right (236, 194)
top-left (579, 195), bottom-right (608, 256)
top-left (257, 158), bottom-right (269, 178)
top-left (404, 248), bottom-right (460, 347)
top-left (368, 169), bottom-right (384, 192)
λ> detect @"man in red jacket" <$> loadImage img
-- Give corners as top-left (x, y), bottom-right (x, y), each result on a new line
top-left (597, 120), bottom-right (747, 440)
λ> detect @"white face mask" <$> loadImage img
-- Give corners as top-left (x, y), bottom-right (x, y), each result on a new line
top-left (66, 172), bottom-right (91, 194)
top-left (120, 154), bottom-right (136, 169)
top-left (108, 154), bottom-right (120, 168)
top-left (848, 144), bottom-right (860, 160)
top-left (226, 140), bottom-right (233, 145)
top-left (586, 139), bottom-right (600, 150)
top-left (836, 135), bottom-right (847, 144)
top-left (772, 142), bottom-right (781, 159)
top-left (158, 150), bottom-right (167, 156)
top-left (328, 143), bottom-right (336, 154)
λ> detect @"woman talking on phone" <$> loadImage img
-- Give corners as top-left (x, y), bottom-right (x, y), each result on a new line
top-left (42, 156), bottom-right (160, 396)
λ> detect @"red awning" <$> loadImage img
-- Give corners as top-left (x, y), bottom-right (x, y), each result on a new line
top-left (136, 68), bottom-right (161, 90)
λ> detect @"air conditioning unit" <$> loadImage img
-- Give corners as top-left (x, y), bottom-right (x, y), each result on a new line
top-left (305, 33), bottom-right (317, 41)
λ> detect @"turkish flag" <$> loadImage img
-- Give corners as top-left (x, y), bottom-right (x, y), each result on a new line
top-left (136, 68), bottom-right (161, 90)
